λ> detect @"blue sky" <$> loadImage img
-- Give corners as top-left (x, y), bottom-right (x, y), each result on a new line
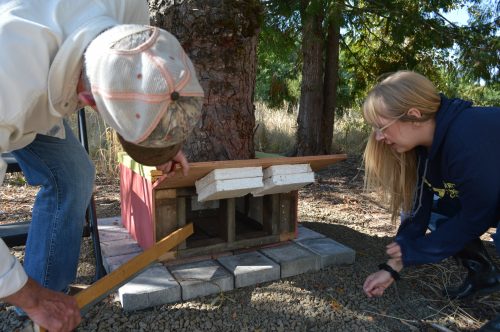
top-left (440, 6), bottom-right (470, 25)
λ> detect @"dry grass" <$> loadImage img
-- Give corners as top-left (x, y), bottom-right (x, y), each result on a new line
top-left (254, 102), bottom-right (297, 154)
top-left (254, 102), bottom-right (370, 155)
top-left (401, 260), bottom-right (500, 331)
top-left (332, 109), bottom-right (371, 155)
top-left (67, 108), bottom-right (123, 178)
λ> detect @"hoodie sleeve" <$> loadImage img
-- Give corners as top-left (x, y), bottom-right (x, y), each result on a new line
top-left (396, 133), bottom-right (500, 266)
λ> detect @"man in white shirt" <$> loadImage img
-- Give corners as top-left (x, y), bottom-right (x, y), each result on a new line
top-left (1, 1), bottom-right (204, 330)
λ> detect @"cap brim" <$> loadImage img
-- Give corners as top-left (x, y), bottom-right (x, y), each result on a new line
top-left (118, 134), bottom-right (182, 166)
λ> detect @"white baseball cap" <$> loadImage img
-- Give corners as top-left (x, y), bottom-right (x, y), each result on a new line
top-left (85, 24), bottom-right (204, 165)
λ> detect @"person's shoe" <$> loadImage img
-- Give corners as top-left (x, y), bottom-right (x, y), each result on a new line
top-left (443, 239), bottom-right (500, 299)
top-left (478, 315), bottom-right (500, 332)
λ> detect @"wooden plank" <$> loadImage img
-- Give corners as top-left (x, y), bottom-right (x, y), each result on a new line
top-left (161, 234), bottom-right (282, 259)
top-left (280, 232), bottom-right (296, 242)
top-left (227, 198), bottom-right (236, 243)
top-left (281, 191), bottom-right (298, 233)
top-left (153, 189), bottom-right (178, 244)
top-left (118, 152), bottom-right (156, 181)
top-left (155, 189), bottom-right (177, 200)
top-left (37, 224), bottom-right (194, 332)
top-left (120, 164), bottom-right (154, 249)
top-left (219, 198), bottom-right (236, 243)
top-left (152, 154), bottom-right (347, 189)
top-left (263, 195), bottom-right (280, 235)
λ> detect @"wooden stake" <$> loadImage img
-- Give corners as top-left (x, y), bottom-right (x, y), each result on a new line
top-left (37, 223), bottom-right (193, 332)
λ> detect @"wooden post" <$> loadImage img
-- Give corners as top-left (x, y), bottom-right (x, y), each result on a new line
top-left (278, 191), bottom-right (298, 239)
top-left (263, 194), bottom-right (280, 235)
top-left (219, 198), bottom-right (235, 243)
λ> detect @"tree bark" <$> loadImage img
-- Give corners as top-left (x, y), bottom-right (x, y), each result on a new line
top-left (296, 1), bottom-right (325, 156)
top-left (149, 0), bottom-right (262, 162)
top-left (321, 3), bottom-right (341, 154)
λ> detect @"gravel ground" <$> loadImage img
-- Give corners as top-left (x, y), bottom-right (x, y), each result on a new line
top-left (1, 156), bottom-right (499, 332)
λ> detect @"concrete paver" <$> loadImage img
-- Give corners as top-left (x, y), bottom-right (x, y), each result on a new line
top-left (296, 237), bottom-right (356, 268)
top-left (168, 260), bottom-right (234, 301)
top-left (97, 216), bottom-right (123, 227)
top-left (217, 251), bottom-right (280, 288)
top-left (119, 264), bottom-right (181, 311)
top-left (99, 228), bottom-right (132, 243)
top-left (104, 252), bottom-right (140, 273)
top-left (294, 225), bottom-right (326, 241)
top-left (99, 237), bottom-right (142, 258)
top-left (259, 242), bottom-right (321, 278)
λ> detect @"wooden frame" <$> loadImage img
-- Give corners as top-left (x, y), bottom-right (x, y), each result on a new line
top-left (119, 153), bottom-right (346, 259)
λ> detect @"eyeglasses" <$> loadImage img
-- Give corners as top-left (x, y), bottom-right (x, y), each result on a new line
top-left (372, 116), bottom-right (402, 136)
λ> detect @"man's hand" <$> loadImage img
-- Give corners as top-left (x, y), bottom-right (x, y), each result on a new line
top-left (156, 149), bottom-right (189, 177)
top-left (363, 270), bottom-right (395, 298)
top-left (4, 278), bottom-right (81, 332)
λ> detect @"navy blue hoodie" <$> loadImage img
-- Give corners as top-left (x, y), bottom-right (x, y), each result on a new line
top-left (395, 95), bottom-right (500, 266)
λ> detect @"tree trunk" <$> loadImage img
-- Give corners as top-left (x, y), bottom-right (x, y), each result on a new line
top-left (321, 3), bottom-right (341, 154)
top-left (149, 0), bottom-right (262, 162)
top-left (296, 1), bottom-right (325, 156)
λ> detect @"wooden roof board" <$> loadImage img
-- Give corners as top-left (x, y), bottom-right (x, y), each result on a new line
top-left (151, 154), bottom-right (347, 190)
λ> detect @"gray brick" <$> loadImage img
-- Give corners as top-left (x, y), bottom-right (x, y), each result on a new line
top-left (104, 252), bottom-right (141, 273)
top-left (260, 242), bottom-right (320, 278)
top-left (169, 260), bottom-right (233, 301)
top-left (97, 216), bottom-right (123, 227)
top-left (119, 264), bottom-right (181, 311)
top-left (99, 228), bottom-right (132, 243)
top-left (294, 225), bottom-right (326, 241)
top-left (217, 251), bottom-right (280, 288)
top-left (100, 237), bottom-right (142, 258)
top-left (296, 237), bottom-right (356, 268)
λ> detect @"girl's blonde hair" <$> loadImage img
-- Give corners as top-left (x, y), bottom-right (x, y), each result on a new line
top-left (363, 71), bottom-right (441, 221)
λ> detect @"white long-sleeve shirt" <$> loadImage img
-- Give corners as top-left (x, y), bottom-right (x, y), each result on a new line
top-left (0, 239), bottom-right (27, 298)
top-left (0, 0), bottom-right (148, 298)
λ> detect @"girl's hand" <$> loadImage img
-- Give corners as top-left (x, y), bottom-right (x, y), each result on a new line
top-left (363, 270), bottom-right (395, 297)
top-left (386, 242), bottom-right (402, 259)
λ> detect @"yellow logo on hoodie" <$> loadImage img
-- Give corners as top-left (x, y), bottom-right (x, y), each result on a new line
top-left (424, 179), bottom-right (459, 199)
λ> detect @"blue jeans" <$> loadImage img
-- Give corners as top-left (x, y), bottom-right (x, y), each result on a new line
top-left (12, 121), bottom-right (95, 292)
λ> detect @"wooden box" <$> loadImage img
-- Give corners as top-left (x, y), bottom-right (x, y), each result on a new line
top-left (118, 152), bottom-right (346, 260)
